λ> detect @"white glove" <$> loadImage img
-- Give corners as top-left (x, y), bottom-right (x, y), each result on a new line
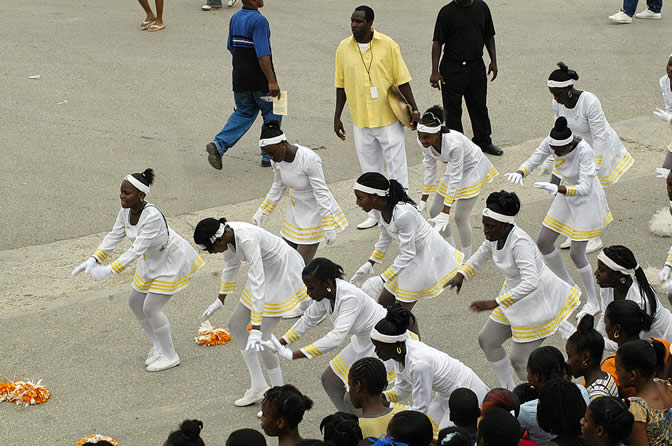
top-left (659, 265), bottom-right (672, 283)
top-left (534, 182), bottom-right (558, 195)
top-left (201, 298), bottom-right (224, 321)
top-left (656, 167), bottom-right (671, 178)
top-left (324, 229), bottom-right (337, 246)
top-left (263, 335), bottom-right (293, 360)
top-left (504, 172), bottom-right (524, 186)
top-left (361, 275), bottom-right (385, 299)
top-left (252, 208), bottom-right (268, 226)
top-left (654, 108), bottom-right (672, 124)
top-left (72, 257), bottom-right (96, 276)
top-left (430, 212), bottom-right (450, 233)
top-left (350, 262), bottom-right (374, 286)
top-left (89, 265), bottom-right (113, 281)
top-left (245, 329), bottom-right (264, 352)
top-left (417, 200), bottom-right (427, 213)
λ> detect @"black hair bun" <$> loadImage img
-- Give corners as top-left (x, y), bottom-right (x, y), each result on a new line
top-left (554, 116), bottom-right (569, 132)
top-left (577, 314), bottom-right (595, 332)
top-left (180, 419), bottom-right (203, 438)
top-left (556, 62), bottom-right (579, 81)
top-left (385, 304), bottom-right (412, 331)
top-left (486, 190), bottom-right (520, 217)
top-left (141, 168), bottom-right (155, 185)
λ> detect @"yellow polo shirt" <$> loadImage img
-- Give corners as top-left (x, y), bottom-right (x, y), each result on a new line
top-left (335, 30), bottom-right (412, 129)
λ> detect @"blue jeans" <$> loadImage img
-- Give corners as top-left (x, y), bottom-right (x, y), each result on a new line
top-left (213, 90), bottom-right (282, 160)
top-left (622, 0), bottom-right (662, 15)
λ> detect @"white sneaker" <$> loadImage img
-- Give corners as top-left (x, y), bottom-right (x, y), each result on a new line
top-left (559, 237), bottom-right (571, 249)
top-left (586, 237), bottom-right (603, 254)
top-left (282, 305), bottom-right (306, 319)
top-left (357, 217), bottom-right (378, 230)
top-left (575, 304), bottom-right (600, 321)
top-left (144, 346), bottom-right (161, 366)
top-left (608, 10), bottom-right (633, 23)
top-left (635, 9), bottom-right (661, 19)
top-left (234, 387), bottom-right (269, 407)
top-left (146, 354), bottom-right (180, 372)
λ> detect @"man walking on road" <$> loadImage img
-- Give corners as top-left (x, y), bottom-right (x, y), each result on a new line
top-left (431, 0), bottom-right (503, 156)
top-left (334, 5), bottom-right (421, 230)
top-left (206, 0), bottom-right (281, 169)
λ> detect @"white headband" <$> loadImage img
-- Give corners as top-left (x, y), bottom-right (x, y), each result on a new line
top-left (547, 79), bottom-right (573, 88)
top-left (482, 207), bottom-right (516, 224)
top-left (548, 134), bottom-right (573, 146)
top-left (417, 124), bottom-right (441, 134)
top-left (370, 327), bottom-right (409, 343)
top-left (353, 182), bottom-right (388, 197)
top-left (597, 251), bottom-right (638, 276)
top-left (196, 223), bottom-right (226, 250)
top-left (259, 134), bottom-right (287, 148)
top-left (124, 174), bottom-right (150, 194)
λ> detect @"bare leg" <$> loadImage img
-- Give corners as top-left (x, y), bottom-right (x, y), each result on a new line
top-left (296, 243), bottom-right (319, 266)
top-left (137, 0), bottom-right (155, 22)
top-left (321, 367), bottom-right (348, 412)
top-left (154, 0), bottom-right (164, 25)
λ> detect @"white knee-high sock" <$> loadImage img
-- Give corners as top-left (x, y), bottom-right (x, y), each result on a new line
top-left (444, 233), bottom-right (456, 247)
top-left (241, 350), bottom-right (269, 391)
top-left (577, 264), bottom-right (599, 311)
top-left (267, 366), bottom-right (284, 387)
top-left (137, 318), bottom-right (160, 349)
top-left (489, 357), bottom-right (516, 390)
top-left (543, 249), bottom-right (575, 286)
top-left (153, 322), bottom-right (177, 359)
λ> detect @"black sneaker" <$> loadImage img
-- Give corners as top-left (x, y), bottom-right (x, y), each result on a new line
top-left (481, 143), bottom-right (503, 156)
top-left (206, 142), bottom-right (223, 170)
top-left (261, 158), bottom-right (271, 167)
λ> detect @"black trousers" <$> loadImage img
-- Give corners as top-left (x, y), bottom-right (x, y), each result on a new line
top-left (440, 59), bottom-right (492, 148)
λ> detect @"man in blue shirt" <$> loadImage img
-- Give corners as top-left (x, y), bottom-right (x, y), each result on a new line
top-left (206, 0), bottom-right (281, 168)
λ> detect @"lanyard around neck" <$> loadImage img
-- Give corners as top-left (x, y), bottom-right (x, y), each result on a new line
top-left (355, 36), bottom-right (374, 83)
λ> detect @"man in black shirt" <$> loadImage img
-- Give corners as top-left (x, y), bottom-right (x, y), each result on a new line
top-left (430, 0), bottom-right (502, 156)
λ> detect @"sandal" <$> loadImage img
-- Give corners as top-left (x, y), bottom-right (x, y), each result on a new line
top-left (148, 23), bottom-right (165, 32)
top-left (141, 19), bottom-right (156, 30)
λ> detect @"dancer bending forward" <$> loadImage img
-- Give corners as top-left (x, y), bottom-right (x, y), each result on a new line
top-left (446, 191), bottom-right (580, 389)
top-left (72, 169), bottom-right (204, 372)
top-left (193, 217), bottom-right (308, 407)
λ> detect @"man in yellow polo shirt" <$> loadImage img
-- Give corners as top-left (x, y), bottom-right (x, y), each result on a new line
top-left (334, 5), bottom-right (421, 229)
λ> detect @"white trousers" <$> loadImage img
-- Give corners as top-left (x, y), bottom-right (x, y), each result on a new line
top-left (352, 121), bottom-right (408, 189)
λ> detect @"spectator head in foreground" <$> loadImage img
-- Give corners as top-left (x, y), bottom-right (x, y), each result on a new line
top-left (476, 407), bottom-right (521, 446)
top-left (387, 410), bottom-right (433, 446)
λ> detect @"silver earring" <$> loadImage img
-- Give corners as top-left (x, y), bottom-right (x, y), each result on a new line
top-left (327, 288), bottom-right (332, 293)
top-left (620, 277), bottom-right (627, 284)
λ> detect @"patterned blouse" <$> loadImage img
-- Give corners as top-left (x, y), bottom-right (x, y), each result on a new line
top-left (628, 379), bottom-right (672, 446)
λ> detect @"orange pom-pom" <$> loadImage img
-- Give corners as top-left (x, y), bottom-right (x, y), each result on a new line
top-left (75, 434), bottom-right (120, 446)
top-left (195, 321), bottom-right (232, 346)
top-left (10, 379), bottom-right (51, 406)
top-left (0, 378), bottom-right (18, 402)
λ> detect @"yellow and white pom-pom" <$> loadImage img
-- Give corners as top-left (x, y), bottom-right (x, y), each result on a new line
top-left (10, 379), bottom-right (51, 406)
top-left (649, 207), bottom-right (672, 237)
top-left (0, 378), bottom-right (18, 402)
top-left (195, 321), bottom-right (231, 346)
top-left (76, 434), bottom-right (120, 446)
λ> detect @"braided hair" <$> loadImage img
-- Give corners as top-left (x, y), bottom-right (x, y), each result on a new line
top-left (165, 419), bottom-right (205, 446)
top-left (193, 217), bottom-right (228, 251)
top-left (567, 314), bottom-right (605, 369)
top-left (349, 357), bottom-right (388, 395)
top-left (419, 105), bottom-right (449, 134)
top-left (263, 385), bottom-right (313, 428)
top-left (302, 258), bottom-right (344, 283)
top-left (602, 245), bottom-right (658, 320)
top-left (605, 300), bottom-right (654, 337)
top-left (319, 412), bottom-right (363, 446)
top-left (587, 397), bottom-right (634, 444)
top-left (356, 172), bottom-right (416, 210)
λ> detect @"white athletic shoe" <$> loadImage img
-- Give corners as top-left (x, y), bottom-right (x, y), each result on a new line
top-left (559, 237), bottom-right (571, 249)
top-left (608, 10), bottom-right (633, 23)
top-left (146, 354), bottom-right (180, 372)
top-left (635, 9), bottom-right (661, 19)
top-left (144, 346), bottom-right (161, 366)
top-left (257, 410), bottom-right (263, 418)
top-left (234, 387), bottom-right (269, 407)
top-left (357, 217), bottom-right (378, 230)
top-left (575, 304), bottom-right (600, 321)
top-left (586, 237), bottom-right (603, 254)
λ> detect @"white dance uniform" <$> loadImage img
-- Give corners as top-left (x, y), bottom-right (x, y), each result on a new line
top-left (459, 225), bottom-right (581, 342)
top-left (93, 204), bottom-right (204, 294)
top-left (552, 93), bottom-right (634, 186)
top-left (419, 130), bottom-right (498, 205)
top-left (660, 74), bottom-right (672, 152)
top-left (218, 222), bottom-right (308, 325)
top-left (596, 280), bottom-right (672, 354)
top-left (369, 202), bottom-right (464, 302)
top-left (383, 338), bottom-right (489, 435)
top-left (259, 145), bottom-right (348, 244)
top-left (520, 138), bottom-right (613, 241)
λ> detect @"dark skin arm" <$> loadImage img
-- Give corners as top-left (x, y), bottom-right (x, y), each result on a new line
top-left (430, 41), bottom-right (444, 89)
top-left (334, 88), bottom-right (347, 140)
top-left (258, 55), bottom-right (280, 98)
top-left (628, 421), bottom-right (649, 446)
top-left (470, 300), bottom-right (498, 312)
top-left (397, 82), bottom-right (420, 128)
top-left (485, 37), bottom-right (497, 81)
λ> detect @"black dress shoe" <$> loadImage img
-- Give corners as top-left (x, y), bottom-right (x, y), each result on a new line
top-left (481, 143), bottom-right (503, 156)
top-left (261, 158), bottom-right (271, 167)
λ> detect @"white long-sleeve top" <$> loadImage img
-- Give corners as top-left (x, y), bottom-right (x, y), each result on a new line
top-left (369, 202), bottom-right (434, 282)
top-left (383, 339), bottom-right (484, 414)
top-left (419, 131), bottom-right (487, 205)
top-left (219, 222), bottom-right (298, 324)
top-left (661, 74), bottom-right (672, 113)
top-left (519, 138), bottom-right (597, 197)
top-left (281, 279), bottom-right (387, 359)
top-left (259, 145), bottom-right (336, 229)
top-left (459, 225), bottom-right (543, 307)
top-left (93, 204), bottom-right (170, 274)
